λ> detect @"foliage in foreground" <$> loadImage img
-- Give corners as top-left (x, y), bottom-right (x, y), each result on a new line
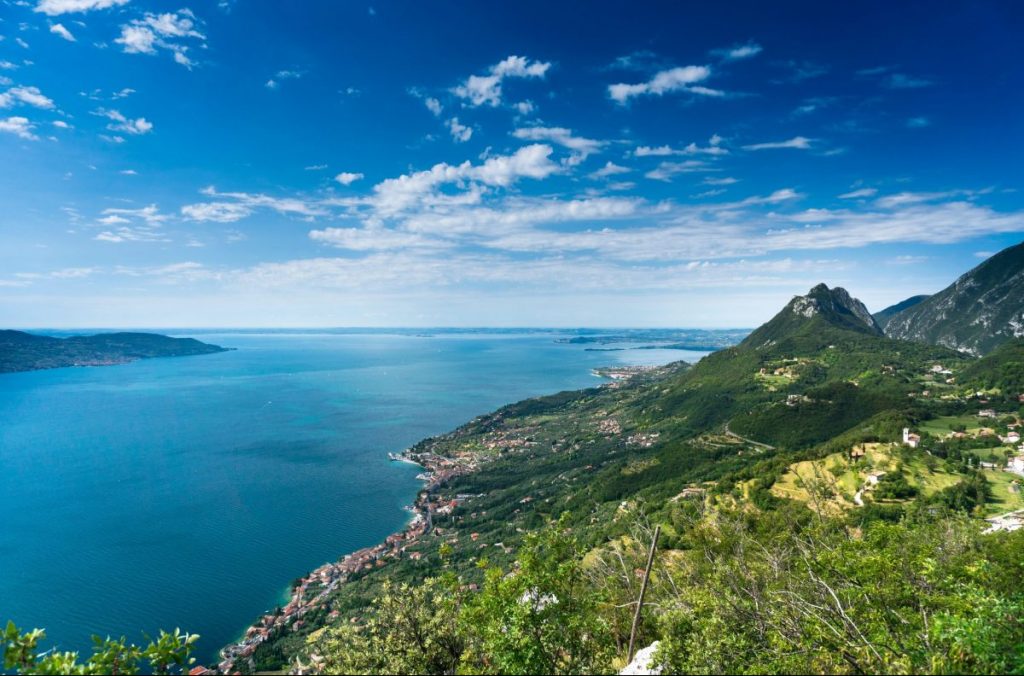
top-left (1, 622), bottom-right (197, 676)
top-left (308, 515), bottom-right (613, 675)
top-left (305, 509), bottom-right (1024, 675)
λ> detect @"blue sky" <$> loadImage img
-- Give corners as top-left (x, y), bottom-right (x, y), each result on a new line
top-left (1, 0), bottom-right (1022, 328)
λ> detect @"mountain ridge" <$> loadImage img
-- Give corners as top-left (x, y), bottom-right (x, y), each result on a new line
top-left (881, 241), bottom-right (1024, 355)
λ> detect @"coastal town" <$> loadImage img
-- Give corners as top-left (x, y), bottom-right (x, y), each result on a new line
top-left (217, 445), bottom-right (483, 674)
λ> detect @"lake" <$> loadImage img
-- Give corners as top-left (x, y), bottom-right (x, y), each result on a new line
top-left (0, 330), bottom-right (711, 664)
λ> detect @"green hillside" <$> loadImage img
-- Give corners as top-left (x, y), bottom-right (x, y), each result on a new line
top-left (0, 330), bottom-right (230, 374)
top-left (219, 284), bottom-right (1024, 675)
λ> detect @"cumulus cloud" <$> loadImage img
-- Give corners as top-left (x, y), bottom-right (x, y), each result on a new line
top-left (452, 55), bottom-right (550, 107)
top-left (1, 86), bottom-right (56, 110)
top-left (446, 117), bottom-right (472, 142)
top-left (513, 100), bottom-right (535, 115)
top-left (424, 97), bottom-right (442, 116)
top-left (334, 172), bottom-right (364, 185)
top-left (115, 9), bottom-right (205, 68)
top-left (35, 0), bottom-right (129, 15)
top-left (92, 107), bottom-right (153, 134)
top-left (49, 23), bottom-right (77, 41)
top-left (512, 126), bottom-right (603, 164)
top-left (0, 116), bottom-right (38, 140)
top-left (588, 161), bottom-right (631, 179)
top-left (742, 136), bottom-right (813, 150)
top-left (265, 69), bottom-right (302, 89)
top-left (608, 65), bottom-right (712, 104)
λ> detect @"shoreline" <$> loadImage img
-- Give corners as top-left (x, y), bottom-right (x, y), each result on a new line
top-left (216, 446), bottom-right (477, 674)
top-left (215, 365), bottom-right (657, 673)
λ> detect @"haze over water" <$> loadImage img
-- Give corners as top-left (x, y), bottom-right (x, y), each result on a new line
top-left (0, 331), bottom-right (707, 664)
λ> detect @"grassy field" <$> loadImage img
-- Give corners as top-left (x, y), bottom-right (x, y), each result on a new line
top-left (985, 469), bottom-right (1024, 514)
top-left (919, 414), bottom-right (988, 437)
top-left (770, 442), bottom-right (1017, 514)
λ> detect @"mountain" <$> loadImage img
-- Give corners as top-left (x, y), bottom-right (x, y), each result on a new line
top-left (882, 241), bottom-right (1024, 355)
top-left (873, 294), bottom-right (930, 327)
top-left (0, 330), bottom-right (230, 374)
top-left (741, 283), bottom-right (883, 350)
top-left (229, 288), bottom-right (970, 673)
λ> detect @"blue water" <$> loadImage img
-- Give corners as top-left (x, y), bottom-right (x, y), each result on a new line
top-left (0, 331), bottom-right (708, 664)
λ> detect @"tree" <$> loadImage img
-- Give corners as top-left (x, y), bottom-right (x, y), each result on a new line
top-left (2, 622), bottom-right (198, 675)
top-left (459, 514), bottom-right (615, 675)
top-left (308, 575), bottom-right (466, 675)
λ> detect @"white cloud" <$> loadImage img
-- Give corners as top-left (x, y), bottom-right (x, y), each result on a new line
top-left (115, 10), bottom-right (205, 67)
top-left (119, 169), bottom-right (137, 175)
top-left (266, 69), bottom-right (302, 89)
top-left (446, 117), bottom-right (472, 142)
top-left (180, 201), bottom-right (251, 223)
top-left (739, 188), bottom-right (802, 205)
top-left (1, 86), bottom-right (56, 109)
top-left (0, 116), bottom-right (38, 140)
top-left (712, 42), bottom-right (763, 61)
top-left (52, 120), bottom-right (70, 128)
top-left (644, 160), bottom-right (712, 181)
top-left (452, 55), bottom-right (550, 107)
top-left (512, 126), bottom-right (603, 163)
top-left (872, 190), bottom-right (971, 209)
top-left (49, 23), bottom-right (77, 41)
top-left (182, 186), bottom-right (327, 222)
top-left (323, 145), bottom-right (560, 223)
top-left (608, 65), bottom-right (712, 104)
top-left (742, 136), bottom-right (813, 150)
top-left (35, 0), bottom-right (129, 15)
top-left (334, 172), bottom-right (364, 185)
top-left (907, 116), bottom-right (930, 128)
top-left (634, 136), bottom-right (727, 157)
top-left (703, 176), bottom-right (738, 186)
top-left (424, 97), bottom-right (442, 116)
top-left (838, 187), bottom-right (877, 199)
top-left (94, 204), bottom-right (170, 242)
top-left (309, 226), bottom-right (450, 251)
top-left (0, 62), bottom-right (18, 71)
top-left (92, 107), bottom-right (152, 134)
top-left (588, 161), bottom-right (631, 179)
top-left (513, 100), bottom-right (535, 115)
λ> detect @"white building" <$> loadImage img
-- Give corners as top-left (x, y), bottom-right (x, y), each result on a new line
top-left (902, 427), bottom-right (920, 448)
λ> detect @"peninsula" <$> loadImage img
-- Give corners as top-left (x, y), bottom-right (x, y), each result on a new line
top-left (0, 330), bottom-right (230, 374)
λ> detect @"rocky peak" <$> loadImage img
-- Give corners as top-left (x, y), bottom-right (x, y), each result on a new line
top-left (787, 284), bottom-right (883, 334)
